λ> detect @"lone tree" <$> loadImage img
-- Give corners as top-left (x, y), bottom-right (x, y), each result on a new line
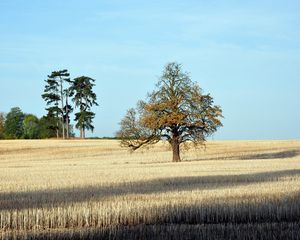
top-left (118, 62), bottom-right (223, 162)
top-left (42, 69), bottom-right (71, 139)
top-left (69, 76), bottom-right (98, 138)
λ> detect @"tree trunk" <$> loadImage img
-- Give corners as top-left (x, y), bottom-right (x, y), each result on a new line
top-left (172, 138), bottom-right (181, 162)
top-left (56, 114), bottom-right (59, 139)
top-left (80, 128), bottom-right (83, 139)
top-left (66, 94), bottom-right (69, 139)
top-left (66, 118), bottom-right (69, 139)
top-left (60, 78), bottom-right (65, 139)
top-left (83, 128), bottom-right (85, 139)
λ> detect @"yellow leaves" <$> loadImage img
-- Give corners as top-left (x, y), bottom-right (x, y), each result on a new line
top-left (141, 102), bottom-right (186, 129)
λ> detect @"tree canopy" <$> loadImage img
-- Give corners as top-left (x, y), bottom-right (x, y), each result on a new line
top-left (0, 113), bottom-right (5, 139)
top-left (4, 107), bottom-right (25, 139)
top-left (38, 114), bottom-right (59, 139)
top-left (23, 114), bottom-right (40, 139)
top-left (118, 62), bottom-right (223, 162)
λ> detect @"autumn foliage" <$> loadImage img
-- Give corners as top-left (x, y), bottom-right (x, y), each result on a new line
top-left (118, 62), bottom-right (223, 162)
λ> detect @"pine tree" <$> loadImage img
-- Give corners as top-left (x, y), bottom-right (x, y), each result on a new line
top-left (42, 69), bottom-right (71, 139)
top-left (69, 76), bottom-right (98, 138)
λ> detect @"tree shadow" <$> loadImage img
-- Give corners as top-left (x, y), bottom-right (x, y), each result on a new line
top-left (239, 149), bottom-right (300, 160)
top-left (1, 169), bottom-right (300, 211)
top-left (186, 149), bottom-right (300, 162)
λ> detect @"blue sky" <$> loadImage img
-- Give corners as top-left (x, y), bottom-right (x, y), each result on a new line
top-left (0, 0), bottom-right (299, 139)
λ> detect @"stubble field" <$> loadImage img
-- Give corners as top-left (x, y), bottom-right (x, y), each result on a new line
top-left (0, 139), bottom-right (300, 239)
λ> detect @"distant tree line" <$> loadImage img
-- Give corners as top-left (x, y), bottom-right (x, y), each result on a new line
top-left (0, 107), bottom-right (60, 139)
top-left (0, 69), bottom-right (98, 139)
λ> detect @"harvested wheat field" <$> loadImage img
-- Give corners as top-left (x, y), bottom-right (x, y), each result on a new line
top-left (0, 139), bottom-right (300, 239)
